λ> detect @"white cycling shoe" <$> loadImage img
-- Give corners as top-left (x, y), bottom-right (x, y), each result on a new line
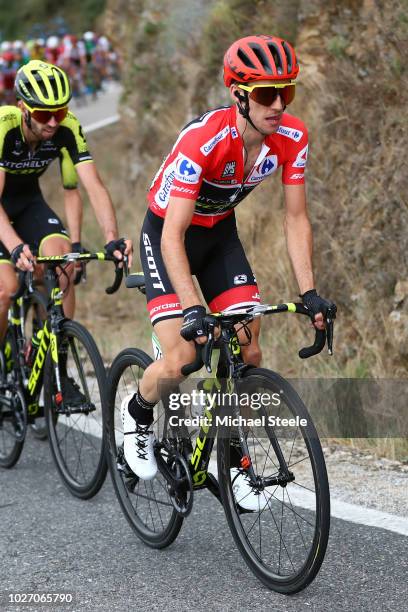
top-left (230, 468), bottom-right (272, 511)
top-left (121, 394), bottom-right (157, 480)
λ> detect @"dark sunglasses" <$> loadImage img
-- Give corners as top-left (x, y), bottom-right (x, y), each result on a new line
top-left (237, 83), bottom-right (296, 107)
top-left (27, 106), bottom-right (68, 124)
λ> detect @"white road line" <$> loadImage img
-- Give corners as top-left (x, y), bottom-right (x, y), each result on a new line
top-left (69, 418), bottom-right (408, 536)
top-left (207, 459), bottom-right (408, 537)
top-left (288, 486), bottom-right (408, 537)
top-left (83, 114), bottom-right (120, 133)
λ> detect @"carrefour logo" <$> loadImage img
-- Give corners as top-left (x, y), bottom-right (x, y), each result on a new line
top-left (175, 153), bottom-right (202, 184)
top-left (261, 158), bottom-right (275, 175)
top-left (200, 126), bottom-right (230, 156)
top-left (277, 125), bottom-right (303, 142)
top-left (247, 154), bottom-right (278, 183)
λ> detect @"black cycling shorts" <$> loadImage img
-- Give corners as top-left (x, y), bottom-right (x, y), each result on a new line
top-left (140, 209), bottom-right (260, 325)
top-left (0, 194), bottom-right (69, 263)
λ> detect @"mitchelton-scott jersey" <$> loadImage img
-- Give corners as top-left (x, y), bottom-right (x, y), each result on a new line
top-left (0, 106), bottom-right (92, 216)
top-left (148, 105), bottom-right (308, 228)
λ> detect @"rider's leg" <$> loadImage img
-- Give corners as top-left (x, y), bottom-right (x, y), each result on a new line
top-left (121, 317), bottom-right (195, 479)
top-left (39, 235), bottom-right (74, 318)
top-left (238, 317), bottom-right (262, 366)
top-left (0, 262), bottom-right (17, 343)
top-left (139, 317), bottom-right (196, 402)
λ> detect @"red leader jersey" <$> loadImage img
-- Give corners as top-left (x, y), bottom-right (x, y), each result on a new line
top-left (148, 105), bottom-right (308, 228)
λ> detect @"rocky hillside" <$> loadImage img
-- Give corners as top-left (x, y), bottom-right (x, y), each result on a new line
top-left (103, 0), bottom-right (408, 377)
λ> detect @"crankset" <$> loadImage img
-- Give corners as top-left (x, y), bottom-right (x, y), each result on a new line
top-left (156, 441), bottom-right (194, 517)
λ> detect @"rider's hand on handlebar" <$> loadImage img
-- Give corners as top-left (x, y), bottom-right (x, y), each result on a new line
top-left (180, 305), bottom-right (208, 344)
top-left (104, 237), bottom-right (133, 268)
top-left (10, 243), bottom-right (35, 272)
top-left (301, 289), bottom-right (335, 331)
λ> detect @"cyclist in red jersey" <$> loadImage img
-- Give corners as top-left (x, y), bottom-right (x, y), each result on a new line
top-left (122, 36), bottom-right (334, 498)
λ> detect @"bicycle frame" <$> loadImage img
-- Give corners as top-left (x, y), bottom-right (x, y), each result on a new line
top-left (5, 251), bottom-right (122, 418)
top-left (153, 302), bottom-right (336, 494)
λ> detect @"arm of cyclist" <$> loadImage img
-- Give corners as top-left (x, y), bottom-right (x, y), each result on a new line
top-left (0, 171), bottom-right (34, 271)
top-left (283, 184), bottom-right (331, 330)
top-left (75, 162), bottom-right (133, 266)
top-left (161, 196), bottom-right (208, 344)
top-left (63, 187), bottom-right (83, 244)
top-left (63, 188), bottom-right (86, 280)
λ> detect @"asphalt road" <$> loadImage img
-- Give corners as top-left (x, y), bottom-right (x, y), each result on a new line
top-left (70, 81), bottom-right (121, 130)
top-left (0, 431), bottom-right (407, 612)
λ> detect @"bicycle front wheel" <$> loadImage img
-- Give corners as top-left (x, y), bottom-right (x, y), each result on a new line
top-left (106, 348), bottom-right (183, 548)
top-left (217, 368), bottom-right (330, 594)
top-left (44, 320), bottom-right (107, 499)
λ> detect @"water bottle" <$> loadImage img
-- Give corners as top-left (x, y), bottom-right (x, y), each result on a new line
top-left (25, 329), bottom-right (43, 367)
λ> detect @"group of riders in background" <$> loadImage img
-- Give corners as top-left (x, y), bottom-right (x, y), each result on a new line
top-left (0, 31), bottom-right (121, 106)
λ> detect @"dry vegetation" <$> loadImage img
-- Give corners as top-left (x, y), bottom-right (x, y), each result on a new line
top-left (42, 0), bottom-right (407, 459)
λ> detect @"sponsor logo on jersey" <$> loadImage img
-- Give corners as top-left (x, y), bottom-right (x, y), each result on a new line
top-left (157, 167), bottom-right (176, 207)
top-left (200, 126), bottom-right (230, 156)
top-left (12, 140), bottom-right (23, 156)
top-left (289, 173), bottom-right (304, 180)
top-left (247, 154), bottom-right (278, 183)
top-left (0, 158), bottom-right (55, 170)
top-left (277, 125), bottom-right (303, 142)
top-left (222, 161), bottom-right (236, 177)
top-left (231, 127), bottom-right (238, 139)
top-left (173, 185), bottom-right (196, 195)
top-left (252, 293), bottom-right (261, 300)
top-left (210, 178), bottom-right (238, 185)
top-left (234, 274), bottom-right (247, 285)
top-left (48, 218), bottom-right (59, 224)
top-left (175, 153), bottom-right (202, 184)
top-left (292, 144), bottom-right (308, 168)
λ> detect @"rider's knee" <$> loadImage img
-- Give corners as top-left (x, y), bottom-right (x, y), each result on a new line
top-left (161, 344), bottom-right (197, 380)
top-left (242, 343), bottom-right (262, 367)
top-left (0, 279), bottom-right (16, 311)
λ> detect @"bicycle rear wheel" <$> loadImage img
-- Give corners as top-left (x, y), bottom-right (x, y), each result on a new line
top-left (0, 378), bottom-right (27, 468)
top-left (44, 320), bottom-right (107, 499)
top-left (0, 329), bottom-right (27, 468)
top-left (106, 348), bottom-right (183, 548)
top-left (217, 368), bottom-right (330, 594)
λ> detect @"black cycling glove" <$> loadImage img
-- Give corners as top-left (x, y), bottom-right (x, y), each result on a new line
top-left (10, 243), bottom-right (26, 265)
top-left (71, 241), bottom-right (87, 254)
top-left (301, 289), bottom-right (334, 320)
top-left (104, 238), bottom-right (127, 259)
top-left (180, 305), bottom-right (207, 342)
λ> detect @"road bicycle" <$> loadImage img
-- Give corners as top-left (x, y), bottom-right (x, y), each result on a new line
top-left (0, 251), bottom-right (123, 499)
top-left (105, 272), bottom-right (336, 594)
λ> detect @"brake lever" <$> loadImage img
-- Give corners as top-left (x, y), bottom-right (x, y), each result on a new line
top-left (27, 271), bottom-right (34, 293)
top-left (203, 323), bottom-right (215, 373)
top-left (325, 305), bottom-right (336, 355)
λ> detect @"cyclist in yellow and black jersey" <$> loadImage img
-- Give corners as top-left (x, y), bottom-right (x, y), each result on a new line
top-left (0, 104), bottom-right (91, 215)
top-left (0, 60), bottom-right (132, 349)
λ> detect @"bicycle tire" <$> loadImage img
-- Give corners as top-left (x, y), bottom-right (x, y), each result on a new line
top-left (106, 348), bottom-right (183, 548)
top-left (24, 290), bottom-right (48, 440)
top-left (44, 319), bottom-right (108, 499)
top-left (0, 382), bottom-right (26, 468)
top-left (217, 368), bottom-right (330, 594)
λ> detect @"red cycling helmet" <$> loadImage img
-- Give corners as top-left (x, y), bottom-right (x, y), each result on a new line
top-left (223, 35), bottom-right (299, 86)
